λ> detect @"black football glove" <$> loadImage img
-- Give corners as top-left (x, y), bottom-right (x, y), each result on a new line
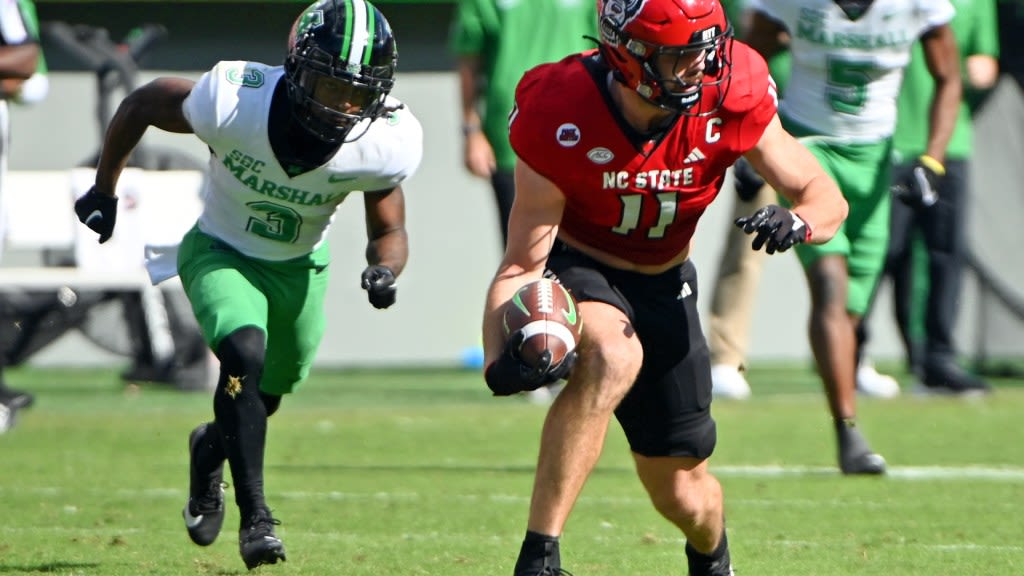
top-left (484, 330), bottom-right (577, 396)
top-left (735, 204), bottom-right (811, 255)
top-left (732, 156), bottom-right (766, 203)
top-left (74, 186), bottom-right (118, 244)
top-left (893, 155), bottom-right (943, 209)
top-left (360, 265), bottom-right (397, 309)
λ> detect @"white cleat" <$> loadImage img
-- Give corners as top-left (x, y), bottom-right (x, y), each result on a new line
top-left (710, 364), bottom-right (752, 400)
top-left (856, 362), bottom-right (901, 398)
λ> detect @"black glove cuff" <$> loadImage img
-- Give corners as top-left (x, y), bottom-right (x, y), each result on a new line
top-left (484, 351), bottom-right (545, 396)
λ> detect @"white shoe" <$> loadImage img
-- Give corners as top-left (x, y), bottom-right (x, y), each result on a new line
top-left (856, 362), bottom-right (901, 398)
top-left (710, 364), bottom-right (752, 400)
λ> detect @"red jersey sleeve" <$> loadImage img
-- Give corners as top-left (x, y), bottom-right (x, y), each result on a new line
top-left (508, 59), bottom-right (578, 184)
top-left (720, 42), bottom-right (778, 153)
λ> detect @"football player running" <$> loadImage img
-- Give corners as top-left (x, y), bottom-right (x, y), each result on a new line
top-left (480, 0), bottom-right (847, 573)
top-left (745, 0), bottom-right (961, 472)
top-left (74, 0), bottom-right (421, 569)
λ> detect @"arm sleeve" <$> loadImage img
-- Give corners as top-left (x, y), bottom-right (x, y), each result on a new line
top-left (972, 0), bottom-right (1000, 58)
top-left (726, 43), bottom-right (778, 152)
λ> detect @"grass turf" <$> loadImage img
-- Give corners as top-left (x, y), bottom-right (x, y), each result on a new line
top-left (1, 364), bottom-right (1022, 575)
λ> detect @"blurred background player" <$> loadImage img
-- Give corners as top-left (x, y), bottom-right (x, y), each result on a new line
top-left (706, 0), bottom-right (791, 400)
top-left (481, 0), bottom-right (848, 572)
top-left (707, 0), bottom-right (898, 400)
top-left (0, 0), bottom-right (45, 434)
top-left (745, 0), bottom-right (962, 473)
top-left (860, 0), bottom-right (1000, 396)
top-left (450, 0), bottom-right (596, 404)
top-left (450, 0), bottom-right (596, 249)
top-left (74, 0), bottom-right (422, 568)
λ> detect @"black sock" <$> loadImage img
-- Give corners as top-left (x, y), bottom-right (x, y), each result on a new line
top-left (214, 327), bottom-right (268, 520)
top-left (686, 530), bottom-right (731, 576)
top-left (514, 530), bottom-right (560, 575)
top-left (194, 420), bottom-right (226, 478)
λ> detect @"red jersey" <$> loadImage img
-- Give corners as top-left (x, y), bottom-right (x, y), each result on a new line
top-left (509, 43), bottom-right (776, 266)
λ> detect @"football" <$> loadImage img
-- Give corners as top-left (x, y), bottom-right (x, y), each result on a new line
top-left (502, 278), bottom-right (582, 368)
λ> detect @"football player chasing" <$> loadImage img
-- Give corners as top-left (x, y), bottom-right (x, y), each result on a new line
top-left (74, 0), bottom-right (422, 569)
top-left (745, 0), bottom-right (963, 471)
top-left (480, 0), bottom-right (847, 573)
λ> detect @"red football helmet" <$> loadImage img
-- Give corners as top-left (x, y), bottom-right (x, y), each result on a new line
top-left (598, 0), bottom-right (733, 114)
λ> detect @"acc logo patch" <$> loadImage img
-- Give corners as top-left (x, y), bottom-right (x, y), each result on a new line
top-left (556, 123), bottom-right (581, 147)
top-left (587, 147), bottom-right (614, 164)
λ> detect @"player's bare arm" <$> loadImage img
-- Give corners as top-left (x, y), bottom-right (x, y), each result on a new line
top-left (0, 43), bottom-right (39, 97)
top-left (457, 55), bottom-right (496, 178)
top-left (94, 77), bottom-right (196, 195)
top-left (920, 23), bottom-right (962, 164)
top-left (363, 186), bottom-right (409, 277)
top-left (481, 159), bottom-right (563, 368)
top-left (966, 54), bottom-right (999, 91)
top-left (744, 115), bottom-right (848, 244)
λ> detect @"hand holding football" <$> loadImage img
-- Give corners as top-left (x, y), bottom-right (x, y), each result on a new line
top-left (502, 278), bottom-right (582, 368)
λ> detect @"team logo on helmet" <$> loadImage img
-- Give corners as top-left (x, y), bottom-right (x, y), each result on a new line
top-left (294, 8), bottom-right (325, 36)
top-left (600, 0), bottom-right (647, 45)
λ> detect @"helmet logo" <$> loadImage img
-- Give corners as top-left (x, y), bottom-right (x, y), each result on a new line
top-left (556, 123), bottom-right (581, 147)
top-left (296, 9), bottom-right (325, 36)
top-left (600, 0), bottom-right (647, 45)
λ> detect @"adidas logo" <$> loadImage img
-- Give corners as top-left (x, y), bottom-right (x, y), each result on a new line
top-left (677, 281), bottom-right (693, 300)
top-left (684, 147), bottom-right (705, 163)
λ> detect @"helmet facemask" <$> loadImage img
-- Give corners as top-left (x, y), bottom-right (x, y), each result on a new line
top-left (633, 26), bottom-right (733, 114)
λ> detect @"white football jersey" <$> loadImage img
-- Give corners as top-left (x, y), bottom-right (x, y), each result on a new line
top-left (182, 61), bottom-right (423, 261)
top-left (749, 0), bottom-right (953, 141)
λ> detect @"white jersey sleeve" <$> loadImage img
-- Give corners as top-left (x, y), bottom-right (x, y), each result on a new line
top-left (180, 61), bottom-right (423, 261)
top-left (754, 0), bottom-right (954, 141)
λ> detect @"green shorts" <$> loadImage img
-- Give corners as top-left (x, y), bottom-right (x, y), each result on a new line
top-left (780, 118), bottom-right (892, 316)
top-left (177, 226), bottom-right (330, 394)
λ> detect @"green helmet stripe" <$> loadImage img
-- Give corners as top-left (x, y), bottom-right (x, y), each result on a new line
top-left (362, 3), bottom-right (376, 66)
top-left (339, 0), bottom-right (354, 63)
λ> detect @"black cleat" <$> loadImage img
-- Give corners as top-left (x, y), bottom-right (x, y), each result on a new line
top-left (916, 362), bottom-right (992, 397)
top-left (239, 507), bottom-right (286, 570)
top-left (836, 419), bottom-right (886, 475)
top-left (514, 537), bottom-right (571, 576)
top-left (182, 423), bottom-right (226, 546)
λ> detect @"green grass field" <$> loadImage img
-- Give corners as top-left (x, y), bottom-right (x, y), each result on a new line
top-left (2, 365), bottom-right (1022, 575)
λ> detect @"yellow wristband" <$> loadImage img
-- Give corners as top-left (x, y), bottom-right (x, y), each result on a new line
top-left (919, 154), bottom-right (945, 176)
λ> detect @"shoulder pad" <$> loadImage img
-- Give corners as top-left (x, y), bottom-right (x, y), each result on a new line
top-left (720, 42), bottom-right (773, 115)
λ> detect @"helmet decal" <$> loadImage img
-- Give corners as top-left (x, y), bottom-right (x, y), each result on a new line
top-left (600, 0), bottom-right (647, 45)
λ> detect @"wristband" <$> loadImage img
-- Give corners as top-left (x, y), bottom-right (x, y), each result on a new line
top-left (462, 123), bottom-right (482, 136)
top-left (918, 154), bottom-right (946, 176)
top-left (793, 211), bottom-right (813, 243)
